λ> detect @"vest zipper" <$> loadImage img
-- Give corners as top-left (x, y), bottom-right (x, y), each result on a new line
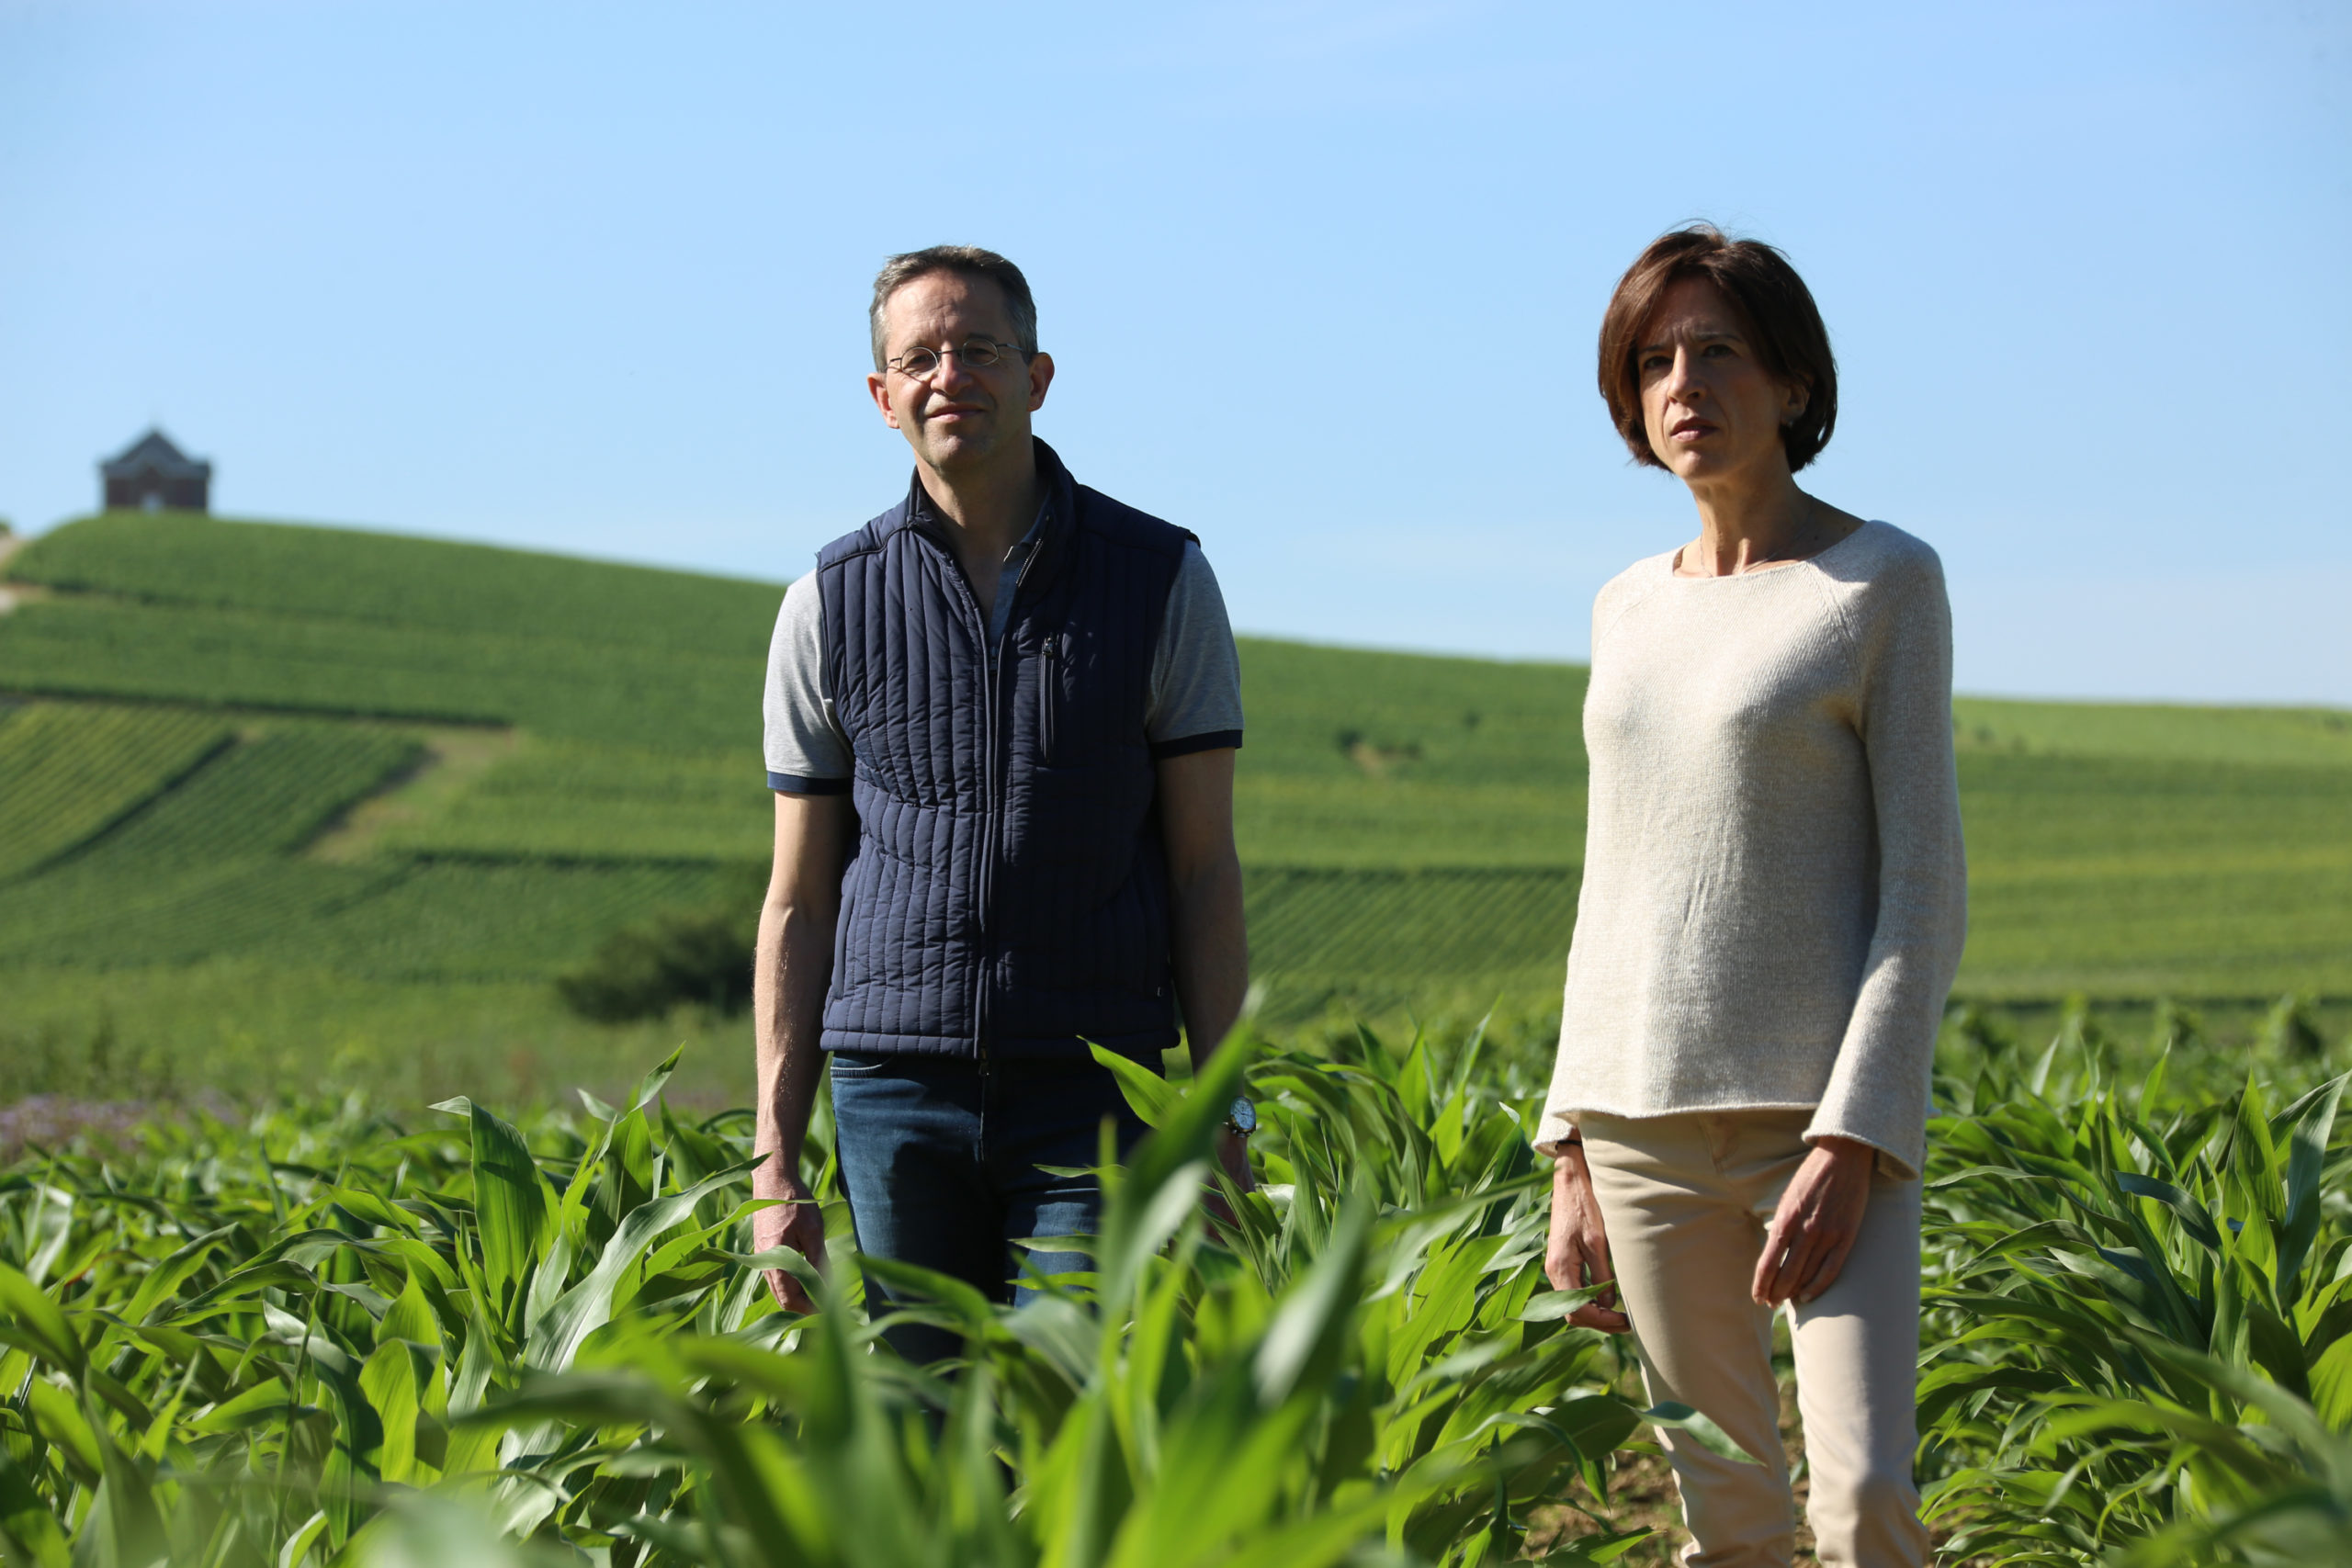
top-left (1040, 634), bottom-right (1058, 764)
top-left (974, 518), bottom-right (1048, 1066)
top-left (923, 527), bottom-right (1005, 1067)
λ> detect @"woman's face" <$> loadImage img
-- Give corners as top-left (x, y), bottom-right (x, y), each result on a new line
top-left (1637, 277), bottom-right (1808, 485)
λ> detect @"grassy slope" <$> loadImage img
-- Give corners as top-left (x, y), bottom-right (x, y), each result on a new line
top-left (6, 511), bottom-right (778, 652)
top-left (0, 514), bottom-right (773, 749)
top-left (0, 702), bottom-right (233, 881)
top-left (1, 512), bottom-right (2346, 1098)
top-left (1231, 640), bottom-right (2352, 1005)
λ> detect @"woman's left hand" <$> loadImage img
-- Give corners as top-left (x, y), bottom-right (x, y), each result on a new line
top-left (1752, 1135), bottom-right (1876, 1306)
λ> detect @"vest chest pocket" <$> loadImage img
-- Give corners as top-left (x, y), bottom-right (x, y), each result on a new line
top-left (1032, 626), bottom-right (1146, 771)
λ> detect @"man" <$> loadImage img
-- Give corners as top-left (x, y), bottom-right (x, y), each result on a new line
top-left (750, 246), bottom-right (1252, 1352)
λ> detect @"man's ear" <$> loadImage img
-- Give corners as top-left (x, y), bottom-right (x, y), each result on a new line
top-left (867, 370), bottom-right (902, 430)
top-left (1026, 351), bottom-right (1056, 413)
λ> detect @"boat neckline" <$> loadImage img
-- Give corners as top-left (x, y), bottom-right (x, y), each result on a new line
top-left (1663, 518), bottom-right (1882, 581)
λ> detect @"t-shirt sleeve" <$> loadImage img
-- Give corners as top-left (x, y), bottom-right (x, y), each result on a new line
top-left (763, 573), bottom-right (854, 794)
top-left (1146, 542), bottom-right (1245, 760)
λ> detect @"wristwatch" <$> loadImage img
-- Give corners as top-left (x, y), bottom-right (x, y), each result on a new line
top-left (1224, 1096), bottom-right (1257, 1136)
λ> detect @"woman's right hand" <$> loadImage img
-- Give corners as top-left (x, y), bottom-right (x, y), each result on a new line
top-left (1544, 1145), bottom-right (1631, 1333)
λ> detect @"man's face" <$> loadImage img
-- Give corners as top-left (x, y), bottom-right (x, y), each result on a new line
top-left (866, 271), bottom-right (1054, 478)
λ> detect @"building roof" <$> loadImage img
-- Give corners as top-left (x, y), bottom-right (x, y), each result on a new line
top-left (100, 428), bottom-right (212, 481)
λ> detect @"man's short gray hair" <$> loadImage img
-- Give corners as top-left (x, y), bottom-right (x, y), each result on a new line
top-left (868, 245), bottom-right (1039, 371)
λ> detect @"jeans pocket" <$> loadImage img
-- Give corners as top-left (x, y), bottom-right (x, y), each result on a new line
top-left (827, 1053), bottom-right (892, 1078)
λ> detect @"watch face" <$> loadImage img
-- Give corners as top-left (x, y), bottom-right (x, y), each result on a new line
top-left (1227, 1096), bottom-right (1257, 1134)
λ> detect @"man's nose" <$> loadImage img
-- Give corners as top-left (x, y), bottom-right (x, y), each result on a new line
top-left (933, 348), bottom-right (978, 392)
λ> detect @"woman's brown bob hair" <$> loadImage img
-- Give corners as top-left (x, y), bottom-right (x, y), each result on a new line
top-left (1597, 225), bottom-right (1838, 473)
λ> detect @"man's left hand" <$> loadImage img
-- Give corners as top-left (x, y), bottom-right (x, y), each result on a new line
top-left (1752, 1135), bottom-right (1876, 1306)
top-left (1207, 1123), bottom-right (1255, 1226)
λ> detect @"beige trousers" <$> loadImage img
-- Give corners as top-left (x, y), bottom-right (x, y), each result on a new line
top-left (1578, 1110), bottom-right (1926, 1568)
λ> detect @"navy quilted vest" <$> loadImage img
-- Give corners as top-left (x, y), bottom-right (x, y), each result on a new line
top-left (815, 440), bottom-right (1192, 1061)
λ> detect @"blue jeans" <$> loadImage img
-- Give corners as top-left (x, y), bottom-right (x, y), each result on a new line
top-left (828, 1051), bottom-right (1153, 1364)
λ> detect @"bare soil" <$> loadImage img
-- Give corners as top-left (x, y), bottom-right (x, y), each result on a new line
top-left (1522, 1371), bottom-right (1815, 1563)
top-left (0, 1096), bottom-right (162, 1160)
top-left (1521, 1366), bottom-right (1985, 1563)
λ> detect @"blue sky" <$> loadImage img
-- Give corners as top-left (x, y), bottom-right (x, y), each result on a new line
top-left (3, 2), bottom-right (2346, 704)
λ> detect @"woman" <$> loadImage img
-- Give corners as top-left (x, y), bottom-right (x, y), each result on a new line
top-left (1540, 226), bottom-right (1966, 1567)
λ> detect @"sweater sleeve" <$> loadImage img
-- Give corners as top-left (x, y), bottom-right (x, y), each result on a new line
top-left (1804, 549), bottom-right (1968, 1179)
top-left (1532, 571), bottom-right (1634, 1159)
top-left (1533, 892), bottom-right (1592, 1157)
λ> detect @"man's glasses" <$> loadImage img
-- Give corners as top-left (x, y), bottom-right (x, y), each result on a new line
top-left (886, 337), bottom-right (1029, 379)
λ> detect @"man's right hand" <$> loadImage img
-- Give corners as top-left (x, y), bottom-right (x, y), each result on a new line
top-left (752, 1159), bottom-right (828, 1314)
top-left (1544, 1145), bottom-right (1631, 1334)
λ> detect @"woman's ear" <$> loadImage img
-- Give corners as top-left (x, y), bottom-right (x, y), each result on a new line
top-left (1781, 378), bottom-right (1811, 429)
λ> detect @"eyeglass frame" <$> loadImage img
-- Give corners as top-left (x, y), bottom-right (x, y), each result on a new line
top-left (883, 335), bottom-right (1035, 380)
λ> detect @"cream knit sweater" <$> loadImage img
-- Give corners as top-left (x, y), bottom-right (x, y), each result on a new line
top-left (1535, 521), bottom-right (1967, 1180)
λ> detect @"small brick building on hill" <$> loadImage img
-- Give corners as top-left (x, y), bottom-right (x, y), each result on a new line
top-left (100, 429), bottom-right (211, 512)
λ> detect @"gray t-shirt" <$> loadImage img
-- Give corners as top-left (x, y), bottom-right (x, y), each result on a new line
top-left (763, 539), bottom-right (1244, 792)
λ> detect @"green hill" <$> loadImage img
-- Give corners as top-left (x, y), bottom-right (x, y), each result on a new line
top-left (0, 514), bottom-right (770, 748)
top-left (2, 511), bottom-right (2346, 1100)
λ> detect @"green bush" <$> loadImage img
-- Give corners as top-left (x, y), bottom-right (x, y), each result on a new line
top-left (555, 874), bottom-right (763, 1022)
top-left (555, 908), bottom-right (757, 1021)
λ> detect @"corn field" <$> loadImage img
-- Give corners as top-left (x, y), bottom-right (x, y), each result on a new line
top-left (1917, 1027), bottom-right (2352, 1563)
top-left (1, 1019), bottom-right (2346, 1567)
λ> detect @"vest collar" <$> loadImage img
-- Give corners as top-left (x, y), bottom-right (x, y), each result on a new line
top-left (900, 438), bottom-right (1079, 547)
top-left (898, 439), bottom-right (1081, 609)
